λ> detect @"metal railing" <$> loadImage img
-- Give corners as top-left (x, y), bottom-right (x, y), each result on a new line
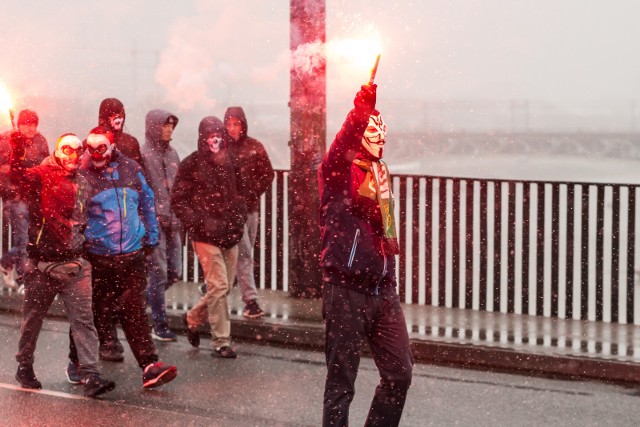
top-left (189, 170), bottom-right (638, 325)
top-left (5, 169), bottom-right (637, 325)
top-left (393, 175), bottom-right (638, 324)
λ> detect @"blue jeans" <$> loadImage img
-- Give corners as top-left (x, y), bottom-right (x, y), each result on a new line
top-left (1, 200), bottom-right (28, 277)
top-left (146, 226), bottom-right (182, 329)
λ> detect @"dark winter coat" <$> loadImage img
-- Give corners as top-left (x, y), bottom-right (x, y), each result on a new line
top-left (171, 116), bottom-right (247, 249)
top-left (10, 154), bottom-right (89, 262)
top-left (79, 151), bottom-right (159, 256)
top-left (141, 109), bottom-right (181, 230)
top-left (98, 98), bottom-right (145, 171)
top-left (224, 107), bottom-right (274, 213)
top-left (318, 105), bottom-right (396, 295)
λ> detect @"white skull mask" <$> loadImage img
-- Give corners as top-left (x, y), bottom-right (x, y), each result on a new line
top-left (86, 133), bottom-right (115, 168)
top-left (54, 134), bottom-right (84, 172)
top-left (207, 135), bottom-right (223, 153)
top-left (109, 115), bottom-right (124, 131)
top-left (361, 112), bottom-right (387, 159)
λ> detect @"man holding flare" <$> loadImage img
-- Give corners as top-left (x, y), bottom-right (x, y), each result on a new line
top-left (318, 56), bottom-right (413, 425)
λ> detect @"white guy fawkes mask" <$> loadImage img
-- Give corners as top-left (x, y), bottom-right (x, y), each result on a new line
top-left (109, 114), bottom-right (124, 131)
top-left (207, 134), bottom-right (223, 153)
top-left (361, 112), bottom-right (387, 159)
top-left (54, 134), bottom-right (84, 172)
top-left (86, 133), bottom-right (115, 168)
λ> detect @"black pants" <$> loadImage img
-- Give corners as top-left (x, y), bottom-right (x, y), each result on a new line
top-left (70, 251), bottom-right (158, 369)
top-left (322, 283), bottom-right (413, 427)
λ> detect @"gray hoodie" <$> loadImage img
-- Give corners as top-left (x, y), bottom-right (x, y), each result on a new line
top-left (141, 109), bottom-right (180, 229)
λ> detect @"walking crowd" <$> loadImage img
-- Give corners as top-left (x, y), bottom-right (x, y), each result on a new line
top-left (0, 99), bottom-right (273, 398)
top-left (0, 83), bottom-right (413, 427)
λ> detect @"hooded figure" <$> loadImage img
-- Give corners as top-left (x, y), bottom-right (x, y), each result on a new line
top-left (171, 116), bottom-right (247, 358)
top-left (172, 116), bottom-right (246, 248)
top-left (141, 108), bottom-right (182, 341)
top-left (98, 98), bottom-right (145, 170)
top-left (142, 109), bottom-right (180, 231)
top-left (223, 107), bottom-right (273, 213)
top-left (223, 106), bottom-right (273, 320)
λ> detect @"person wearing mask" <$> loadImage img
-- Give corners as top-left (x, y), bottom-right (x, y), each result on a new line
top-left (172, 116), bottom-right (246, 358)
top-left (11, 132), bottom-right (115, 398)
top-left (224, 107), bottom-right (274, 319)
top-left (319, 84), bottom-right (413, 426)
top-left (66, 126), bottom-right (178, 389)
top-left (97, 98), bottom-right (145, 170)
top-left (93, 97), bottom-right (143, 360)
top-left (142, 110), bottom-right (182, 341)
top-left (0, 109), bottom-right (49, 288)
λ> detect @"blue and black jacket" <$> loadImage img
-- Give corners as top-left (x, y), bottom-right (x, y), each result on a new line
top-left (80, 151), bottom-right (159, 256)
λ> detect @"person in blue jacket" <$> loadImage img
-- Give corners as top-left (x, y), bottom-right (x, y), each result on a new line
top-left (67, 126), bottom-right (177, 389)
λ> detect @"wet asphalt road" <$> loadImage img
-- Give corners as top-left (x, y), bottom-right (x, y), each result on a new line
top-left (1, 311), bottom-right (640, 426)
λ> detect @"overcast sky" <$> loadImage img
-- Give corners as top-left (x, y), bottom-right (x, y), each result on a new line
top-left (0, 0), bottom-right (639, 165)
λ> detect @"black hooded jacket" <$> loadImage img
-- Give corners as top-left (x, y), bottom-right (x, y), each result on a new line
top-left (98, 98), bottom-right (145, 171)
top-left (223, 107), bottom-right (274, 213)
top-left (318, 102), bottom-right (396, 295)
top-left (171, 116), bottom-right (247, 249)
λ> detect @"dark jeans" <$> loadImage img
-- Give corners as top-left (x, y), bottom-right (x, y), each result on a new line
top-left (70, 250), bottom-right (158, 369)
top-left (322, 283), bottom-right (413, 427)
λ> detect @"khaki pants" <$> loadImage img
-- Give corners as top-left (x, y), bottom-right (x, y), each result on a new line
top-left (188, 242), bottom-right (238, 349)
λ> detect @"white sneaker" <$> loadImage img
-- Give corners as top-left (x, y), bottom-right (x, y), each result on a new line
top-left (0, 265), bottom-right (17, 289)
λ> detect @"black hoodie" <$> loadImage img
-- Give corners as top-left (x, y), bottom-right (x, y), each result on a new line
top-left (171, 116), bottom-right (247, 249)
top-left (223, 107), bottom-right (274, 213)
top-left (98, 98), bottom-right (145, 170)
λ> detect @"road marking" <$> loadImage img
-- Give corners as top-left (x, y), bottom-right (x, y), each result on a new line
top-left (0, 382), bottom-right (86, 400)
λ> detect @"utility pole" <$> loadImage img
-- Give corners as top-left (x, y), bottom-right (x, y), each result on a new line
top-left (289, 0), bottom-right (326, 298)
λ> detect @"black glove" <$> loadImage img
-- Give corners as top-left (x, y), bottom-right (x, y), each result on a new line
top-left (353, 84), bottom-right (377, 112)
top-left (9, 131), bottom-right (26, 150)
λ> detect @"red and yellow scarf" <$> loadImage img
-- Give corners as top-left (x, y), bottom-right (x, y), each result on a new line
top-left (353, 158), bottom-right (399, 255)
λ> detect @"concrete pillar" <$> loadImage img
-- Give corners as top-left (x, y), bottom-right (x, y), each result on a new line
top-left (289, 0), bottom-right (326, 298)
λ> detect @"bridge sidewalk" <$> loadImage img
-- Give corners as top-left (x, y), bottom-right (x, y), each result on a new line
top-left (2, 281), bottom-right (640, 384)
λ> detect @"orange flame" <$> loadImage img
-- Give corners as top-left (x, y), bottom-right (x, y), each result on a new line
top-left (326, 37), bottom-right (383, 76)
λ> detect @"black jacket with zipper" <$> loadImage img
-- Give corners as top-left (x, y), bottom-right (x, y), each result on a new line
top-left (318, 105), bottom-right (396, 296)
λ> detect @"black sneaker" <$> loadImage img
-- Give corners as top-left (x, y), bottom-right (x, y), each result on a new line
top-left (242, 300), bottom-right (264, 319)
top-left (16, 364), bottom-right (42, 389)
top-left (101, 338), bottom-right (125, 354)
top-left (213, 346), bottom-right (237, 359)
top-left (183, 313), bottom-right (200, 348)
top-left (83, 374), bottom-right (115, 398)
top-left (151, 326), bottom-right (178, 342)
top-left (142, 361), bottom-right (177, 389)
top-left (99, 345), bottom-right (125, 362)
top-left (65, 361), bottom-right (83, 385)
